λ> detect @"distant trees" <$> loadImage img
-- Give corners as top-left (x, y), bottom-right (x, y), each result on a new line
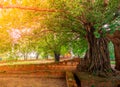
top-left (0, 0), bottom-right (50, 60)
top-left (0, 29), bottom-right (11, 53)
top-left (32, 27), bottom-right (70, 62)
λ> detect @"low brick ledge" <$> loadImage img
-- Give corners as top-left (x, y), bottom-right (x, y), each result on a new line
top-left (0, 58), bottom-right (80, 72)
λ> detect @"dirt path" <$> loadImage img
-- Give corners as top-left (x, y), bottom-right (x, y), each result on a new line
top-left (0, 77), bottom-right (67, 87)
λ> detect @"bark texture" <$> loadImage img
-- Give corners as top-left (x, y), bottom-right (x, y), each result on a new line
top-left (107, 30), bottom-right (120, 70)
top-left (54, 51), bottom-right (60, 62)
top-left (24, 53), bottom-right (28, 60)
top-left (77, 26), bottom-right (114, 77)
top-left (36, 53), bottom-right (39, 60)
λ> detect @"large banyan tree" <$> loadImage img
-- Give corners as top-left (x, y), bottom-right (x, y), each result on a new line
top-left (47, 0), bottom-right (120, 76)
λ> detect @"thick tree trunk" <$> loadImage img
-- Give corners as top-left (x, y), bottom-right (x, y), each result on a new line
top-left (24, 54), bottom-right (27, 60)
top-left (114, 44), bottom-right (120, 70)
top-left (36, 53), bottom-right (39, 60)
top-left (54, 51), bottom-right (60, 62)
top-left (108, 30), bottom-right (120, 70)
top-left (77, 27), bottom-right (114, 77)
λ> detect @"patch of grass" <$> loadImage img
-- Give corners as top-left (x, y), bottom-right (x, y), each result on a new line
top-left (110, 61), bottom-right (115, 64)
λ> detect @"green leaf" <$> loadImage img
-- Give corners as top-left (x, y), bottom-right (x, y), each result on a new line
top-left (94, 32), bottom-right (100, 38)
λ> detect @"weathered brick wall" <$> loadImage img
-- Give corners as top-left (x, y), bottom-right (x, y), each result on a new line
top-left (0, 58), bottom-right (80, 78)
top-left (0, 58), bottom-right (80, 72)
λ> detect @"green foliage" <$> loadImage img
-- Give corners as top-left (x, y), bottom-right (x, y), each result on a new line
top-left (94, 32), bottom-right (101, 38)
top-left (71, 37), bottom-right (88, 57)
top-left (43, 0), bottom-right (119, 59)
top-left (61, 46), bottom-right (69, 55)
top-left (108, 42), bottom-right (115, 60)
top-left (0, 0), bottom-right (119, 60)
top-left (91, 85), bottom-right (95, 87)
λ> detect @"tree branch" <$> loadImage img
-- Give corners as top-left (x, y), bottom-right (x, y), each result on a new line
top-left (0, 4), bottom-right (65, 12)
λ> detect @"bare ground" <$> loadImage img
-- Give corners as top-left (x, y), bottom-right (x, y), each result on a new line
top-left (0, 77), bottom-right (67, 87)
